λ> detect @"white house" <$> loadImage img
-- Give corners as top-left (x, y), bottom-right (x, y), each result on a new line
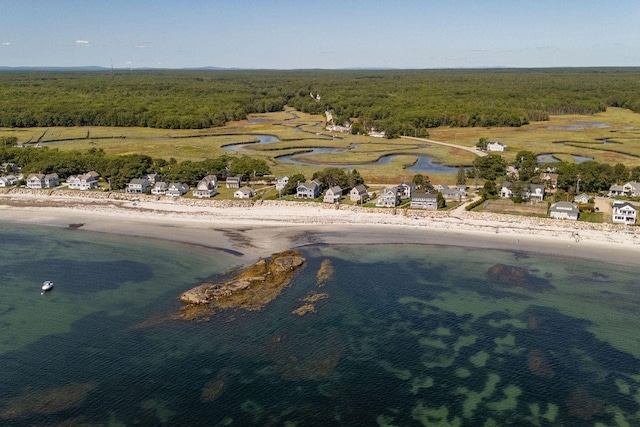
top-left (500, 182), bottom-right (513, 199)
top-left (376, 187), bottom-right (399, 207)
top-left (486, 141), bottom-right (507, 152)
top-left (622, 181), bottom-right (640, 197)
top-left (574, 193), bottom-right (590, 204)
top-left (0, 175), bottom-right (18, 187)
top-left (549, 201), bottom-right (579, 220)
top-left (26, 173), bottom-right (58, 189)
top-left (234, 186), bottom-right (255, 199)
top-left (67, 171), bottom-right (99, 190)
top-left (151, 182), bottom-right (169, 195)
top-left (166, 183), bottom-right (189, 197)
top-left (612, 201), bottom-right (636, 225)
top-left (275, 176), bottom-right (289, 191)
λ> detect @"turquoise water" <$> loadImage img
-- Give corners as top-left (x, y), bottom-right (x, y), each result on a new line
top-left (1, 225), bottom-right (639, 426)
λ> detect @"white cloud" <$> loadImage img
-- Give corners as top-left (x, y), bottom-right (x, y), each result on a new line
top-left (134, 43), bottom-right (149, 49)
top-left (74, 40), bottom-right (92, 47)
top-left (1, 42), bottom-right (10, 46)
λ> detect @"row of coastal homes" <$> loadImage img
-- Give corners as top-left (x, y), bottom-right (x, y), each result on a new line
top-left (376, 182), bottom-right (417, 207)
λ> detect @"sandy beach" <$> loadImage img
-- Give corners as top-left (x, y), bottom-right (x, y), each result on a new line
top-left (1, 188), bottom-right (639, 266)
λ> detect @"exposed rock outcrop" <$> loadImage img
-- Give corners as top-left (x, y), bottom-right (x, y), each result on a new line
top-left (178, 250), bottom-right (305, 319)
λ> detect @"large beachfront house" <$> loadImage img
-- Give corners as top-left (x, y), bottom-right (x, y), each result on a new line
top-left (612, 201), bottom-right (637, 225)
top-left (549, 201), bottom-right (579, 220)
top-left (26, 173), bottom-right (59, 189)
top-left (151, 182), bottom-right (169, 195)
top-left (376, 186), bottom-right (400, 207)
top-left (323, 186), bottom-right (343, 203)
top-left (127, 178), bottom-right (150, 193)
top-left (296, 180), bottom-right (322, 199)
top-left (66, 171), bottom-right (100, 190)
top-left (410, 192), bottom-right (438, 210)
top-left (166, 183), bottom-right (189, 197)
top-left (193, 175), bottom-right (218, 198)
top-left (350, 184), bottom-right (369, 203)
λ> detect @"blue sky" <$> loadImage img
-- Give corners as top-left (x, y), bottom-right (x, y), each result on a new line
top-left (1, 0), bottom-right (639, 69)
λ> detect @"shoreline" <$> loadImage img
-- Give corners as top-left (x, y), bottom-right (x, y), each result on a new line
top-left (1, 190), bottom-right (639, 266)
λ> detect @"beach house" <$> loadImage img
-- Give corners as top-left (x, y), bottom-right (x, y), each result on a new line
top-left (323, 186), bottom-right (342, 203)
top-left (549, 201), bottom-right (579, 220)
top-left (612, 201), bottom-right (637, 225)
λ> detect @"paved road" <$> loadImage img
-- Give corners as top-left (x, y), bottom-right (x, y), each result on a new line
top-left (400, 136), bottom-right (487, 157)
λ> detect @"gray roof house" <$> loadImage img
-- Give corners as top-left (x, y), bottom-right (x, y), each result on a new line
top-left (350, 184), bottom-right (369, 202)
top-left (193, 175), bottom-right (218, 198)
top-left (0, 175), bottom-right (18, 187)
top-left (296, 180), bottom-right (322, 199)
top-left (410, 192), bottom-right (438, 210)
top-left (527, 184), bottom-right (546, 202)
top-left (549, 201), bottom-right (579, 220)
top-left (323, 186), bottom-right (343, 203)
top-left (226, 176), bottom-right (241, 188)
top-left (622, 181), bottom-right (640, 197)
top-left (166, 183), bottom-right (189, 197)
top-left (609, 184), bottom-right (626, 197)
top-left (127, 178), bottom-right (150, 193)
top-left (612, 201), bottom-right (636, 225)
top-left (151, 181), bottom-right (169, 195)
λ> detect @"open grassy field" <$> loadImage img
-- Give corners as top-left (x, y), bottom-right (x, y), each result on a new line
top-left (429, 107), bottom-right (640, 166)
top-left (3, 107), bottom-right (640, 184)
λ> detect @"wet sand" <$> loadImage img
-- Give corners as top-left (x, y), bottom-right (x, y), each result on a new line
top-left (1, 190), bottom-right (638, 266)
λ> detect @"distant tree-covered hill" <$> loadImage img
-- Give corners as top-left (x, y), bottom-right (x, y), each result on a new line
top-left (1, 68), bottom-right (639, 136)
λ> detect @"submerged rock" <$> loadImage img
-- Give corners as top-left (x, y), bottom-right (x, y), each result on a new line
top-left (486, 263), bottom-right (554, 292)
top-left (316, 259), bottom-right (334, 286)
top-left (178, 250), bottom-right (306, 318)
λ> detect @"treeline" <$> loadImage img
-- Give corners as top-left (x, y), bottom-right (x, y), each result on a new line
top-left (1, 68), bottom-right (640, 135)
top-left (0, 145), bottom-right (269, 190)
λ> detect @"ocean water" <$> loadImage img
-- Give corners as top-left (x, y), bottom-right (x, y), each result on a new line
top-left (0, 225), bottom-right (639, 426)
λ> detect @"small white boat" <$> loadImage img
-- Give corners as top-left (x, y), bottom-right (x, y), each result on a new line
top-left (41, 281), bottom-right (54, 292)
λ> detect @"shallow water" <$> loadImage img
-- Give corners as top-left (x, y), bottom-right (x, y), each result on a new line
top-left (0, 226), bottom-right (639, 426)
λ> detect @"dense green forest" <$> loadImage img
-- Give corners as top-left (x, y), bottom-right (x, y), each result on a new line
top-left (1, 68), bottom-right (640, 136)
